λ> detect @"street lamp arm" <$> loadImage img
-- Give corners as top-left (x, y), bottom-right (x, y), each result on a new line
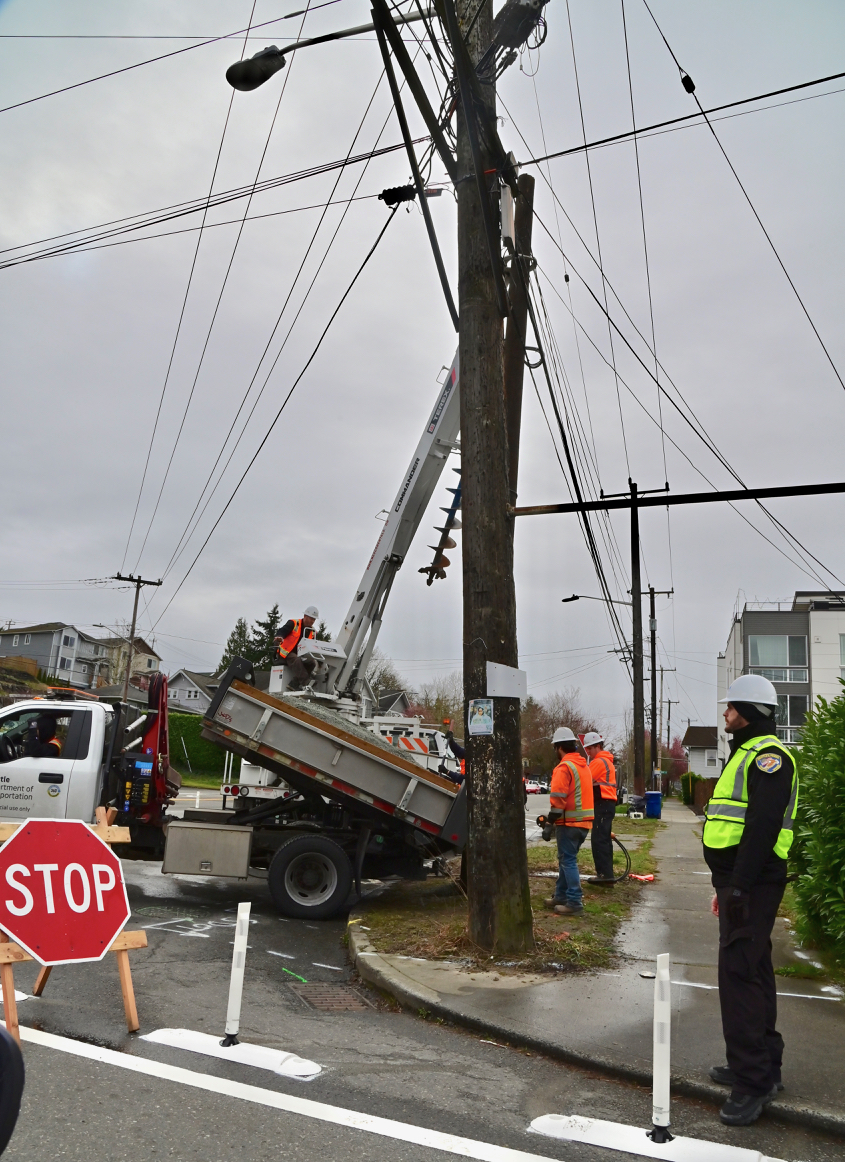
top-left (562, 594), bottom-right (632, 606)
top-left (226, 8), bottom-right (435, 90)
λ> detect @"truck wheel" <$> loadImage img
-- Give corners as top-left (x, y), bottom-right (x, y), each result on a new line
top-left (268, 835), bottom-right (353, 919)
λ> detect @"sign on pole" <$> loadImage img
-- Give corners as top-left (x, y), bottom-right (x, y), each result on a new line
top-left (0, 820), bottom-right (130, 965)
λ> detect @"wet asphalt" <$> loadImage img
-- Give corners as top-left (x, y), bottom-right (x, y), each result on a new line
top-left (1, 850), bottom-right (842, 1161)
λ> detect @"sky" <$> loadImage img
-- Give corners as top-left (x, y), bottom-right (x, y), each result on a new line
top-left (1, 0), bottom-right (844, 742)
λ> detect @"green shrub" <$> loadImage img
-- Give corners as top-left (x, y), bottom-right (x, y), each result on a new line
top-left (169, 711), bottom-right (228, 776)
top-left (791, 686), bottom-right (845, 965)
top-left (680, 772), bottom-right (700, 806)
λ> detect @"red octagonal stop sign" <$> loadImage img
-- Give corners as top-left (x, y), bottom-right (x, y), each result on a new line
top-left (0, 819), bottom-right (130, 965)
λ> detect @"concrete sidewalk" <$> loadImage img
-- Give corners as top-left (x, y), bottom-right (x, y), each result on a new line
top-left (350, 798), bottom-right (845, 1136)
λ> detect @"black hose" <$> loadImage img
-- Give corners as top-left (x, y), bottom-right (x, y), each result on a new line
top-left (611, 832), bottom-right (632, 882)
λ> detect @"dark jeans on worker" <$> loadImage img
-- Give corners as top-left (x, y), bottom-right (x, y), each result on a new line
top-left (283, 653), bottom-right (316, 688)
top-left (716, 881), bottom-right (785, 1097)
top-left (591, 796), bottom-right (616, 879)
top-left (555, 825), bottom-right (587, 907)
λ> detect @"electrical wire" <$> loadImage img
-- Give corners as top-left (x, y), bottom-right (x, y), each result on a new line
top-left (0, 140), bottom-right (422, 269)
top-left (131, 1), bottom-right (314, 573)
top-left (520, 68), bottom-right (845, 167)
top-left (0, 8), bottom-right (349, 116)
top-left (564, 0), bottom-right (630, 473)
top-left (639, 0), bottom-right (845, 396)
top-left (158, 72), bottom-right (394, 583)
top-left (120, 2), bottom-right (258, 572)
top-left (149, 206), bottom-right (400, 629)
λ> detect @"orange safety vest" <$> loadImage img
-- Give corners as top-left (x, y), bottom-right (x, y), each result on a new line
top-left (276, 619), bottom-right (314, 659)
top-left (589, 750), bottom-right (617, 801)
top-left (43, 736), bottom-right (62, 757)
top-left (550, 752), bottom-right (594, 829)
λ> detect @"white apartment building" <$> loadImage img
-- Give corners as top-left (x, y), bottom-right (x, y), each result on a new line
top-left (717, 591), bottom-right (845, 761)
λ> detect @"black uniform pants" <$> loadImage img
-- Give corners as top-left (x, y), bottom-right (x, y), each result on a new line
top-left (590, 795), bottom-right (616, 880)
top-left (716, 880), bottom-right (785, 1097)
top-left (283, 653), bottom-right (316, 688)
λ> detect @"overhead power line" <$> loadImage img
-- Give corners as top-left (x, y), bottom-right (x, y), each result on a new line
top-left (0, 4), bottom-right (353, 115)
top-left (520, 68), bottom-right (845, 167)
top-left (639, 0), bottom-right (845, 395)
top-left (150, 206), bottom-right (400, 628)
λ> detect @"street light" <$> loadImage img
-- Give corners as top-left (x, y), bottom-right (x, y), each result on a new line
top-left (562, 594), bottom-right (632, 606)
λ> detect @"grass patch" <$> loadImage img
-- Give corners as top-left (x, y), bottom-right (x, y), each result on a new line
top-left (169, 766), bottom-right (223, 790)
top-left (774, 963), bottom-right (825, 980)
top-left (776, 883), bottom-right (845, 989)
top-left (357, 819), bottom-right (661, 976)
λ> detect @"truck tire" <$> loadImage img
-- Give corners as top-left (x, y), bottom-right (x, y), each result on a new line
top-left (268, 834), bottom-right (353, 919)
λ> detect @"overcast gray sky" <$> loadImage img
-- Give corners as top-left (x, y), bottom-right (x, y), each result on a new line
top-left (1, 0), bottom-right (843, 739)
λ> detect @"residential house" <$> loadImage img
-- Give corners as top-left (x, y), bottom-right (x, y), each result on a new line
top-left (168, 670), bottom-right (217, 714)
top-left (376, 689), bottom-right (413, 716)
top-left (100, 636), bottom-right (161, 688)
top-left (716, 590), bottom-right (845, 761)
top-left (0, 622), bottom-right (110, 688)
top-left (682, 725), bottom-right (719, 776)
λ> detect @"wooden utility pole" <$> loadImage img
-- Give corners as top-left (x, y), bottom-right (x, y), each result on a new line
top-left (630, 483), bottom-right (645, 797)
top-left (503, 173), bottom-right (535, 503)
top-left (451, 0), bottom-right (533, 953)
top-left (111, 573), bottom-right (162, 707)
top-left (649, 586), bottom-right (657, 785)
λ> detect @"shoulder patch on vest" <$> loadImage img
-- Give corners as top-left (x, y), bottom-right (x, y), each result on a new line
top-left (755, 753), bottom-right (782, 773)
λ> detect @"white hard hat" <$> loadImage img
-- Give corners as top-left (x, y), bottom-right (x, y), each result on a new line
top-left (718, 674), bottom-right (778, 707)
top-left (552, 727), bottom-right (577, 745)
top-left (583, 731), bottom-right (604, 747)
top-left (303, 606), bottom-right (319, 619)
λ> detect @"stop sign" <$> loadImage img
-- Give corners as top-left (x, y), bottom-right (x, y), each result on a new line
top-left (0, 819), bottom-right (130, 965)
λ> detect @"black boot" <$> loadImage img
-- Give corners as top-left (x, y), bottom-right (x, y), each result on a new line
top-left (710, 1065), bottom-right (783, 1091)
top-left (719, 1087), bottom-right (778, 1126)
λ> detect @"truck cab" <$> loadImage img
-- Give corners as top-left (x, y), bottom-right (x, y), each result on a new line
top-left (0, 696), bottom-right (113, 822)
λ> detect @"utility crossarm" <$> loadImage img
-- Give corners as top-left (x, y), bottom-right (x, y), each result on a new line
top-left (510, 480), bottom-right (845, 516)
top-left (334, 352), bottom-right (460, 695)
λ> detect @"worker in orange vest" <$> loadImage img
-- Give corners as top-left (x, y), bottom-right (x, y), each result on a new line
top-left (273, 606), bottom-right (319, 689)
top-left (583, 731), bottom-right (617, 885)
top-left (546, 727), bottom-right (594, 915)
top-left (26, 716), bottom-right (62, 758)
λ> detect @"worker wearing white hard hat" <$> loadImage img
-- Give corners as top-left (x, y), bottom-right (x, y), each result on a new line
top-left (546, 727), bottom-right (594, 915)
top-left (273, 606), bottom-right (321, 690)
top-left (703, 672), bottom-right (799, 1126)
top-left (582, 731), bottom-right (617, 884)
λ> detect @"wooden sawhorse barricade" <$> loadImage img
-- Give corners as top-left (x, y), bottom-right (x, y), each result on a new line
top-left (0, 808), bottom-right (147, 1044)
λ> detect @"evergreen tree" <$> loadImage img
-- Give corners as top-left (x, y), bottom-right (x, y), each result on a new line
top-left (249, 603), bottom-right (283, 667)
top-left (218, 617), bottom-right (252, 671)
top-left (315, 620), bottom-right (332, 641)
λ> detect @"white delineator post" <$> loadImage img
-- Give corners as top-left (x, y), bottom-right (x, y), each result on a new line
top-left (648, 953), bottom-right (674, 1143)
top-left (220, 902), bottom-right (251, 1047)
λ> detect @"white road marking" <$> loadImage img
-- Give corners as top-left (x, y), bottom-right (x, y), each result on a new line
top-left (312, 963), bottom-right (342, 971)
top-left (142, 1028), bottom-right (321, 1079)
top-left (268, 951), bottom-right (295, 959)
top-left (530, 1114), bottom-right (785, 1162)
top-left (670, 979), bottom-right (839, 1001)
top-left (22, 1025), bottom-right (570, 1162)
top-left (0, 991), bottom-right (30, 1003)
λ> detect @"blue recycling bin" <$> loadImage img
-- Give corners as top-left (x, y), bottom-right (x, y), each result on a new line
top-left (645, 790), bottom-right (663, 819)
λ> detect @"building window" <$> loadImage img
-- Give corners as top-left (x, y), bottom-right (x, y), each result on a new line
top-left (24, 634), bottom-right (30, 645)
top-left (748, 635), bottom-right (808, 683)
top-left (58, 657), bottom-right (71, 671)
top-left (706, 752), bottom-right (717, 767)
top-left (12, 635), bottom-right (19, 647)
top-left (147, 658), bottom-right (157, 670)
top-left (776, 694), bottom-right (808, 743)
top-left (63, 635), bottom-right (75, 648)
top-left (81, 664), bottom-right (88, 674)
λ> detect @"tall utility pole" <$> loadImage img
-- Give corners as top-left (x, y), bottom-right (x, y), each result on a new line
top-left (451, 0), bottom-right (533, 953)
top-left (111, 573), bottom-right (162, 707)
top-left (656, 667), bottom-right (675, 773)
top-left (630, 483), bottom-right (645, 797)
top-left (503, 173), bottom-right (535, 504)
top-left (647, 588), bottom-right (673, 785)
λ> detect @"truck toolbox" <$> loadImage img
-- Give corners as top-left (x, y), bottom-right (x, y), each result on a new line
top-left (163, 821), bottom-right (253, 878)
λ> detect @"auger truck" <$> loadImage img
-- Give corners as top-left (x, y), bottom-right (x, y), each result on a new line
top-left (0, 353), bottom-right (467, 917)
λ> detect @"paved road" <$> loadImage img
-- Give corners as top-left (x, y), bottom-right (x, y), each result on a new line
top-left (2, 858), bottom-right (841, 1162)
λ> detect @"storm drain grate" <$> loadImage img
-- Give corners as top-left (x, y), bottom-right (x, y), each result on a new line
top-left (288, 983), bottom-right (373, 1011)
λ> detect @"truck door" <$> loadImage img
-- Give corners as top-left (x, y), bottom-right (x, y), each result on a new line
top-left (0, 706), bottom-right (91, 820)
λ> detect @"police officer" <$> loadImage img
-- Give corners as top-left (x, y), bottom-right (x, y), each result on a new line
top-left (703, 674), bottom-right (798, 1126)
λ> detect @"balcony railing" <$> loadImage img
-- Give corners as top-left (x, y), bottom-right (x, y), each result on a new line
top-left (749, 667), bottom-right (808, 683)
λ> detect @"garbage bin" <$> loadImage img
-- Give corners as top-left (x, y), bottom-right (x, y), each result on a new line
top-left (645, 790), bottom-right (662, 819)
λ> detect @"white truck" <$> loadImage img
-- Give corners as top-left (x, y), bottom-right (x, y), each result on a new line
top-left (0, 353), bottom-right (466, 918)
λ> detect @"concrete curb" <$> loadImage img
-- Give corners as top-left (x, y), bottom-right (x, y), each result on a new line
top-left (348, 923), bottom-right (845, 1139)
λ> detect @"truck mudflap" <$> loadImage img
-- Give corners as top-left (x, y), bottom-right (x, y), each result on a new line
top-left (204, 659), bottom-right (462, 844)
